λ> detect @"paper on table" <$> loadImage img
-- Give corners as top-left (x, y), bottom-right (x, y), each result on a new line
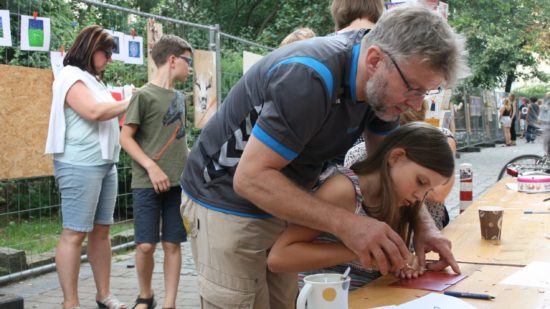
top-left (398, 292), bottom-right (476, 309)
top-left (500, 261), bottom-right (550, 289)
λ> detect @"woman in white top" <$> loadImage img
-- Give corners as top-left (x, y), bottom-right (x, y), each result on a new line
top-left (45, 25), bottom-right (129, 309)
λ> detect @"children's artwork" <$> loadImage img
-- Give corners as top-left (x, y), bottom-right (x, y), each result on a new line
top-left (384, 2), bottom-right (407, 10)
top-left (109, 31), bottom-right (126, 62)
top-left (419, 0), bottom-right (439, 10)
top-left (438, 1), bottom-right (449, 19)
top-left (124, 35), bottom-right (143, 65)
top-left (243, 51), bottom-right (263, 74)
top-left (193, 50), bottom-right (217, 128)
top-left (441, 111), bottom-right (453, 130)
top-left (50, 51), bottom-right (65, 79)
top-left (389, 271), bottom-right (467, 291)
top-left (107, 84), bottom-right (133, 126)
top-left (20, 15), bottom-right (50, 51)
top-left (0, 10), bottom-right (12, 46)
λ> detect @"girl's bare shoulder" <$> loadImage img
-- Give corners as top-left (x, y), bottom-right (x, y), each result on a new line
top-left (315, 173), bottom-right (357, 212)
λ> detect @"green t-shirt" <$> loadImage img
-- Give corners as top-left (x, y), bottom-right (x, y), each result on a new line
top-left (124, 83), bottom-right (188, 189)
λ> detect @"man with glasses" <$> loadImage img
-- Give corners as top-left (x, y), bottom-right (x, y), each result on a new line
top-left (181, 4), bottom-right (468, 308)
top-left (120, 35), bottom-right (193, 309)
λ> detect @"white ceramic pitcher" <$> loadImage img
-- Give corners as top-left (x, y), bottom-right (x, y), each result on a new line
top-left (296, 273), bottom-right (351, 309)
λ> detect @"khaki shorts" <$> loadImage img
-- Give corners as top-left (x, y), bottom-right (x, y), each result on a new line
top-left (181, 193), bottom-right (298, 309)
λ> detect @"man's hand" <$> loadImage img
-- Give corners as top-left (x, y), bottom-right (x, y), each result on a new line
top-left (413, 226), bottom-right (461, 274)
top-left (147, 163), bottom-right (170, 193)
top-left (338, 215), bottom-right (411, 275)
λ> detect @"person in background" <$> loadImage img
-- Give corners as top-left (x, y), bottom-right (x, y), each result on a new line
top-left (331, 0), bottom-right (384, 32)
top-left (518, 97), bottom-right (528, 138)
top-left (120, 35), bottom-right (193, 309)
top-left (45, 25), bottom-right (129, 309)
top-left (268, 123), bottom-right (455, 290)
top-left (180, 5), bottom-right (468, 308)
top-left (508, 93), bottom-right (517, 146)
top-left (499, 98), bottom-right (513, 146)
top-left (344, 101), bottom-right (456, 230)
top-left (543, 92), bottom-right (550, 155)
top-left (280, 27), bottom-right (316, 46)
top-left (525, 96), bottom-right (540, 143)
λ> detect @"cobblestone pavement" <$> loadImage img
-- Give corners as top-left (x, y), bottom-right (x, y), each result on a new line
top-left (1, 137), bottom-right (544, 308)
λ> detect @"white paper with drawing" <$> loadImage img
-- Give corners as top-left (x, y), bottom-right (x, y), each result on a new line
top-left (20, 15), bottom-right (51, 51)
top-left (0, 10), bottom-right (12, 46)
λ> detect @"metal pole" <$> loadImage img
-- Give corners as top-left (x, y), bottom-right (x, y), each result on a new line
top-left (75, 0), bottom-right (274, 51)
top-left (214, 24), bottom-right (222, 108)
top-left (219, 32), bottom-right (273, 51)
top-left (76, 0), bottom-right (213, 31)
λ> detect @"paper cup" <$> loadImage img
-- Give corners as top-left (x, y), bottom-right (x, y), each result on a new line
top-left (478, 206), bottom-right (503, 242)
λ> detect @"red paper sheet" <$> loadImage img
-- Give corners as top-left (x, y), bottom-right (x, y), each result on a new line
top-left (389, 271), bottom-right (467, 291)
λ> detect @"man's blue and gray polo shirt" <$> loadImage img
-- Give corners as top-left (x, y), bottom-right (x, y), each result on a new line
top-left (180, 29), bottom-right (398, 218)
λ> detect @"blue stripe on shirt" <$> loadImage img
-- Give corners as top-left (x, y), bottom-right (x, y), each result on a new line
top-left (252, 125), bottom-right (298, 161)
top-left (267, 56), bottom-right (334, 98)
top-left (182, 188), bottom-right (274, 219)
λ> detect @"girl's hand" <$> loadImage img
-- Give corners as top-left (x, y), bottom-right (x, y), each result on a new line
top-left (394, 253), bottom-right (424, 279)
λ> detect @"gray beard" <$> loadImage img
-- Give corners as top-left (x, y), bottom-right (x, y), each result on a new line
top-left (365, 74), bottom-right (399, 122)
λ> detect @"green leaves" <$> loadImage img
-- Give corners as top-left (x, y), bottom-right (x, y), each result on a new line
top-left (449, 0), bottom-right (550, 92)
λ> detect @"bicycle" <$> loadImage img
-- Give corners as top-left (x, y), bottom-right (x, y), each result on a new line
top-left (497, 153), bottom-right (550, 181)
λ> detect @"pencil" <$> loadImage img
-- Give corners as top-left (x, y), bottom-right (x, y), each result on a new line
top-left (524, 210), bottom-right (550, 214)
top-left (444, 291), bottom-right (495, 300)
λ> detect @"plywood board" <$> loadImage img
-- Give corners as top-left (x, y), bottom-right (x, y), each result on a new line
top-left (0, 64), bottom-right (53, 179)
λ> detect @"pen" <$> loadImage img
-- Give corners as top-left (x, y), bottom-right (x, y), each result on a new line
top-left (524, 210), bottom-right (550, 214)
top-left (444, 291), bottom-right (495, 300)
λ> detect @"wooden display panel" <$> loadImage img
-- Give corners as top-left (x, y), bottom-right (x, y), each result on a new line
top-left (0, 64), bottom-right (53, 179)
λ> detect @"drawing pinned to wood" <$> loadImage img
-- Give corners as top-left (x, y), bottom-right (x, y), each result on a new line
top-left (0, 10), bottom-right (12, 47)
top-left (193, 49), bottom-right (217, 128)
top-left (20, 15), bottom-right (50, 51)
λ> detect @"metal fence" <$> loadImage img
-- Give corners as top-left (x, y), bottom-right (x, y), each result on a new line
top-left (454, 89), bottom-right (505, 151)
top-left (0, 0), bottom-right (504, 284)
top-left (0, 0), bottom-right (273, 284)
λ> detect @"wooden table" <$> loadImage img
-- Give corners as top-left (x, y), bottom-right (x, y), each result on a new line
top-left (349, 263), bottom-right (550, 308)
top-left (350, 178), bottom-right (550, 308)
top-left (427, 178), bottom-right (550, 266)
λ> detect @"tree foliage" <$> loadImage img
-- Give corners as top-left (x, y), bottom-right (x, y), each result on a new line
top-left (449, 0), bottom-right (550, 92)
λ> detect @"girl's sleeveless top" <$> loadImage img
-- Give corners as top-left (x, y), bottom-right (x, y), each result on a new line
top-left (299, 166), bottom-right (381, 291)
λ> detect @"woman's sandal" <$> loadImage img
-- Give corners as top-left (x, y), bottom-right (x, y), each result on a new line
top-left (96, 294), bottom-right (127, 309)
top-left (131, 295), bottom-right (157, 309)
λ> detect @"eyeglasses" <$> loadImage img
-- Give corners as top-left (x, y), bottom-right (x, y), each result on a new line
top-left (103, 50), bottom-right (113, 59)
top-left (381, 49), bottom-right (441, 98)
top-left (178, 55), bottom-right (193, 67)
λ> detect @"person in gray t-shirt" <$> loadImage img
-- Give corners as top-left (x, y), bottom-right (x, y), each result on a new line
top-left (526, 96), bottom-right (540, 143)
top-left (180, 5), bottom-right (469, 308)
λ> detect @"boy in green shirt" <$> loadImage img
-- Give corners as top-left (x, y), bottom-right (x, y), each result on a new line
top-left (120, 35), bottom-right (192, 309)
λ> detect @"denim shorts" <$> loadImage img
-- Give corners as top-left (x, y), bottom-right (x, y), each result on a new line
top-left (133, 186), bottom-right (187, 244)
top-left (53, 160), bottom-right (118, 232)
